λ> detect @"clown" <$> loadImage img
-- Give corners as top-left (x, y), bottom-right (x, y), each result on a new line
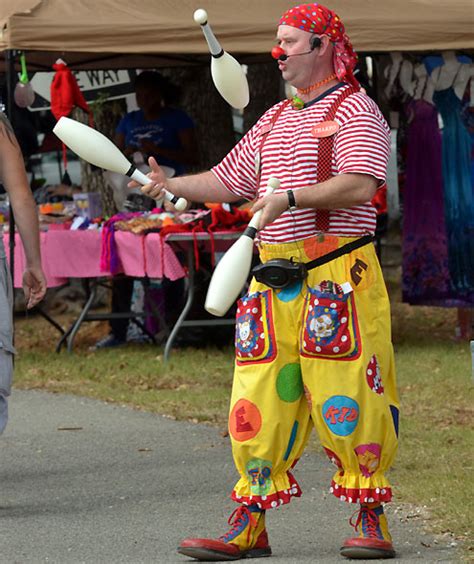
top-left (138, 3), bottom-right (398, 561)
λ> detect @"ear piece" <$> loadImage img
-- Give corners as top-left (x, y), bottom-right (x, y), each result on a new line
top-left (310, 35), bottom-right (322, 50)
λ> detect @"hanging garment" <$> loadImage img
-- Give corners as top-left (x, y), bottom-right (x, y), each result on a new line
top-left (402, 99), bottom-right (454, 305)
top-left (433, 88), bottom-right (474, 302)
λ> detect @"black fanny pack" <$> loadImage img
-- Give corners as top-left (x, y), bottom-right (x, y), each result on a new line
top-left (252, 235), bottom-right (374, 290)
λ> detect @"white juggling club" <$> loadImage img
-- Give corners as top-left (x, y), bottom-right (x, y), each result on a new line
top-left (193, 8), bottom-right (249, 109)
top-left (53, 117), bottom-right (187, 211)
top-left (204, 177), bottom-right (280, 317)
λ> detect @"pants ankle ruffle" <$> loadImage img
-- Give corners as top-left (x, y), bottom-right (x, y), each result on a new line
top-left (330, 470), bottom-right (392, 504)
top-left (231, 470), bottom-right (301, 510)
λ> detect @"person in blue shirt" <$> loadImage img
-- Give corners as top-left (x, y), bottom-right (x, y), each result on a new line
top-left (92, 71), bottom-right (197, 350)
top-left (115, 71), bottom-right (197, 177)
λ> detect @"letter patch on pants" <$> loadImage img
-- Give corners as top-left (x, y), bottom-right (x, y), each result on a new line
top-left (235, 290), bottom-right (276, 365)
top-left (300, 282), bottom-right (361, 360)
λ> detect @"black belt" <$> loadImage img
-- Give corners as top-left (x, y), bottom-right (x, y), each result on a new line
top-left (305, 234), bottom-right (374, 271)
top-left (252, 235), bottom-right (374, 289)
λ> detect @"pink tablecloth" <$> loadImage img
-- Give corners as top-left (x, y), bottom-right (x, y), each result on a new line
top-left (3, 230), bottom-right (185, 288)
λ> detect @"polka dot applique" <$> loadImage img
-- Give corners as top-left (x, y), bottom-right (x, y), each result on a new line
top-left (366, 354), bottom-right (384, 395)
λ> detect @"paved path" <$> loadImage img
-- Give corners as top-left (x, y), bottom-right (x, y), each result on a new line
top-left (0, 390), bottom-right (459, 563)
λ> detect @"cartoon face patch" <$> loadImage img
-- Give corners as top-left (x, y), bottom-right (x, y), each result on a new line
top-left (310, 312), bottom-right (336, 338)
top-left (235, 291), bottom-right (277, 365)
top-left (236, 314), bottom-right (258, 354)
top-left (246, 458), bottom-right (273, 496)
top-left (366, 355), bottom-right (384, 395)
top-left (354, 443), bottom-right (381, 477)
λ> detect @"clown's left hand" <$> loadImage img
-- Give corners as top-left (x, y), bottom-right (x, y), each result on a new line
top-left (251, 192), bottom-right (288, 230)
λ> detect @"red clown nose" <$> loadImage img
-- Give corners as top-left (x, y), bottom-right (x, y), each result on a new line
top-left (271, 46), bottom-right (286, 60)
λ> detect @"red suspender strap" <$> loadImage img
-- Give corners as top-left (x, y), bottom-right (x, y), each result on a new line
top-left (315, 85), bottom-right (359, 233)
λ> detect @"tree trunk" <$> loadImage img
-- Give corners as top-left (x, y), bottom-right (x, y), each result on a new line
top-left (73, 96), bottom-right (126, 217)
top-left (161, 66), bottom-right (236, 171)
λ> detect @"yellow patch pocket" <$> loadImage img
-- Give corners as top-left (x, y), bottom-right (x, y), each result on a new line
top-left (300, 281), bottom-right (361, 361)
top-left (235, 290), bottom-right (277, 365)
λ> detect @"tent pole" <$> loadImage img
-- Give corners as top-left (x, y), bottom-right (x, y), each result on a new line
top-left (5, 49), bottom-right (17, 284)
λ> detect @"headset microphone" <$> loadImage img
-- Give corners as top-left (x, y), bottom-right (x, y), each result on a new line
top-left (271, 36), bottom-right (322, 62)
top-left (271, 47), bottom-right (312, 62)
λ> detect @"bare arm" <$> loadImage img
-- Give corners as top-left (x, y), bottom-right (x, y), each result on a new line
top-left (252, 173), bottom-right (378, 229)
top-left (0, 113), bottom-right (46, 308)
top-left (138, 157), bottom-right (242, 204)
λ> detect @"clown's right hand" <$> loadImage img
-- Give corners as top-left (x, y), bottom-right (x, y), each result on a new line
top-left (128, 156), bottom-right (167, 200)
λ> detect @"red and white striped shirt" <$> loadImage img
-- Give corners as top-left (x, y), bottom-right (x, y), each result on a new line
top-left (212, 84), bottom-right (390, 243)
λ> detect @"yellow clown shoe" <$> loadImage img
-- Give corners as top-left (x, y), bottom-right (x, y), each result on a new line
top-left (178, 505), bottom-right (272, 561)
top-left (178, 505), bottom-right (271, 561)
top-left (341, 503), bottom-right (395, 559)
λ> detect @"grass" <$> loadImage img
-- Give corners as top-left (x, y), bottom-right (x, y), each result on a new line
top-left (12, 279), bottom-right (474, 558)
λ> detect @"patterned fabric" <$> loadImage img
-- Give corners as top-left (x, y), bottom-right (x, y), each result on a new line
top-left (229, 235), bottom-right (399, 509)
top-left (279, 3), bottom-right (359, 88)
top-left (100, 212), bottom-right (142, 274)
top-left (433, 87), bottom-right (474, 301)
top-left (402, 99), bottom-right (454, 306)
top-left (212, 85), bottom-right (391, 242)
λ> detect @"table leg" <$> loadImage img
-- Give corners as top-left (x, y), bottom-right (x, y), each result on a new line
top-left (65, 280), bottom-right (98, 353)
top-left (34, 305), bottom-right (65, 336)
top-left (163, 247), bottom-right (195, 363)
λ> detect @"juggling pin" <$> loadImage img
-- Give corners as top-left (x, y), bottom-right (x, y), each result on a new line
top-left (204, 177), bottom-right (280, 317)
top-left (53, 117), bottom-right (187, 211)
top-left (193, 8), bottom-right (249, 109)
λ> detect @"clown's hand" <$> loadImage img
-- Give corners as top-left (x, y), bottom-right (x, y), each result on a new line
top-left (251, 192), bottom-right (288, 230)
top-left (128, 156), bottom-right (167, 200)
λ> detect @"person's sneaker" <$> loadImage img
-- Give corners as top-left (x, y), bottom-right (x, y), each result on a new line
top-left (341, 503), bottom-right (395, 559)
top-left (89, 334), bottom-right (126, 351)
top-left (178, 505), bottom-right (271, 561)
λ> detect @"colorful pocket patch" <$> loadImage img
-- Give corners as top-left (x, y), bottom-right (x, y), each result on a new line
top-left (235, 290), bottom-right (277, 365)
top-left (300, 283), bottom-right (361, 360)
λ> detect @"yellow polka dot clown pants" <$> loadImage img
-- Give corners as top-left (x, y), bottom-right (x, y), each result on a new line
top-left (229, 235), bottom-right (399, 509)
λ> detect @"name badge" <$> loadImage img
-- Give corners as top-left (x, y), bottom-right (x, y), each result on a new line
top-left (311, 120), bottom-right (340, 138)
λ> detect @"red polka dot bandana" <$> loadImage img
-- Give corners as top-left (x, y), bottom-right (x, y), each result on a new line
top-left (279, 3), bottom-right (359, 88)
